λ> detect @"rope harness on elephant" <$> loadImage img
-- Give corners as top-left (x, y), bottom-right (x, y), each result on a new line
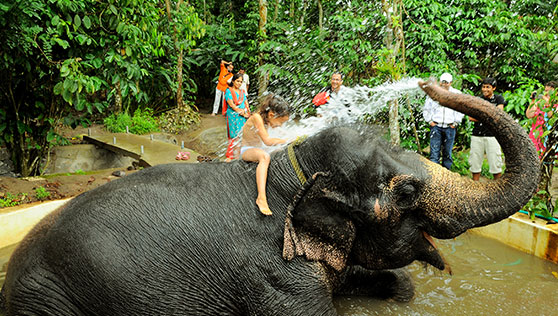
top-left (284, 135), bottom-right (334, 260)
top-left (287, 135), bottom-right (308, 185)
top-left (283, 171), bottom-right (329, 260)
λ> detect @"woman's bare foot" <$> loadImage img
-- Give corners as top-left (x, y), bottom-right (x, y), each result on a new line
top-left (256, 198), bottom-right (272, 216)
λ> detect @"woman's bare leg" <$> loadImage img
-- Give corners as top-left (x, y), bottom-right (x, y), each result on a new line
top-left (242, 148), bottom-right (272, 215)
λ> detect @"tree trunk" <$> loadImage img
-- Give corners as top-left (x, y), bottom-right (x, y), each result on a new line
top-left (406, 95), bottom-right (422, 152)
top-left (258, 0), bottom-right (269, 98)
top-left (203, 0), bottom-right (209, 22)
top-left (381, 0), bottom-right (404, 145)
top-left (300, 0), bottom-right (308, 27)
top-left (290, 0), bottom-right (294, 21)
top-left (388, 99), bottom-right (400, 146)
top-left (165, 0), bottom-right (185, 109)
top-left (176, 47), bottom-right (184, 109)
top-left (115, 81), bottom-right (122, 113)
top-left (273, 0), bottom-right (279, 22)
top-left (317, 0), bottom-right (323, 30)
top-left (538, 124), bottom-right (558, 217)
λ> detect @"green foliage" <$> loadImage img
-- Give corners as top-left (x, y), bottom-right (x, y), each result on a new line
top-left (34, 186), bottom-right (50, 200)
top-left (1, 0), bottom-right (205, 176)
top-left (503, 78), bottom-right (543, 118)
top-left (0, 192), bottom-right (28, 208)
top-left (256, 1), bottom-right (385, 113)
top-left (104, 108), bottom-right (159, 135)
top-left (450, 151), bottom-right (470, 176)
top-left (403, 0), bottom-right (558, 90)
top-left (524, 190), bottom-right (556, 220)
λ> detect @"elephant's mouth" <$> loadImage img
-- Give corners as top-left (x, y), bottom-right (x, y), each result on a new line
top-left (421, 231), bottom-right (452, 275)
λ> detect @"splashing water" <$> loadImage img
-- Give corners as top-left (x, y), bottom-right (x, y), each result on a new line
top-left (218, 77), bottom-right (428, 158)
top-left (267, 77), bottom-right (426, 141)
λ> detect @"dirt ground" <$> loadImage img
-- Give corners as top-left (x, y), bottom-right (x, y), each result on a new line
top-left (0, 114), bottom-right (226, 210)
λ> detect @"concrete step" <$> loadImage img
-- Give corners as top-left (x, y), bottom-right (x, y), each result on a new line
top-left (84, 133), bottom-right (201, 167)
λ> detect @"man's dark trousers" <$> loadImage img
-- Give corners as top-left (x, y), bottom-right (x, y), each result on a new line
top-left (429, 125), bottom-right (456, 170)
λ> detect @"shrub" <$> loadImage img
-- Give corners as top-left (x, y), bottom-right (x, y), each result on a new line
top-left (523, 190), bottom-right (556, 221)
top-left (34, 186), bottom-right (50, 200)
top-left (0, 192), bottom-right (28, 208)
top-left (104, 108), bottom-right (159, 134)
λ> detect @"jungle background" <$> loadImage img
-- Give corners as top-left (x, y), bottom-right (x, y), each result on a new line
top-left (1, 0), bottom-right (557, 218)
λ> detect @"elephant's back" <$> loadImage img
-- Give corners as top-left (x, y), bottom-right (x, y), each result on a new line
top-left (9, 163), bottom-right (290, 312)
top-left (46, 162), bottom-right (285, 251)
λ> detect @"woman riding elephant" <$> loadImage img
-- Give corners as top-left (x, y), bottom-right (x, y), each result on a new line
top-left (0, 80), bottom-right (539, 315)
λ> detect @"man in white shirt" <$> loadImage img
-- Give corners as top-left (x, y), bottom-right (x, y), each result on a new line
top-left (422, 72), bottom-right (464, 170)
top-left (238, 67), bottom-right (249, 93)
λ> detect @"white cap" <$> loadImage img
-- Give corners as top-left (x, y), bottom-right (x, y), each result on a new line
top-left (440, 73), bottom-right (453, 82)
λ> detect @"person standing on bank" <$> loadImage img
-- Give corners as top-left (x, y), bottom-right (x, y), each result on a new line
top-left (211, 60), bottom-right (234, 116)
top-left (525, 80), bottom-right (558, 157)
top-left (238, 66), bottom-right (250, 94)
top-left (468, 77), bottom-right (507, 181)
top-left (422, 72), bottom-right (464, 170)
top-left (224, 73), bottom-right (250, 161)
top-left (312, 72), bottom-right (348, 107)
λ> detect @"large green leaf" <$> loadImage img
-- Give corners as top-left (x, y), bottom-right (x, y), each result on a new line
top-left (74, 15), bottom-right (81, 29)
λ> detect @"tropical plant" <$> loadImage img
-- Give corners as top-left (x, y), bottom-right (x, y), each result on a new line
top-left (104, 108), bottom-right (159, 135)
top-left (34, 186), bottom-right (51, 200)
top-left (0, 192), bottom-right (28, 208)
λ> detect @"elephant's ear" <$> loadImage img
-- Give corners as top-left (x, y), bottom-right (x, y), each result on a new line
top-left (283, 173), bottom-right (356, 272)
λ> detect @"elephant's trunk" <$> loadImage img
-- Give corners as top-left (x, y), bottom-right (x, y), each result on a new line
top-left (417, 81), bottom-right (540, 239)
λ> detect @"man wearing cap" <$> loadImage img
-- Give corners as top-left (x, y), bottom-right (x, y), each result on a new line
top-left (422, 72), bottom-right (464, 170)
top-left (211, 60), bottom-right (234, 116)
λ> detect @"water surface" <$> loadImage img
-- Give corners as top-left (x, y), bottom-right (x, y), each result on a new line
top-left (334, 233), bottom-right (557, 315)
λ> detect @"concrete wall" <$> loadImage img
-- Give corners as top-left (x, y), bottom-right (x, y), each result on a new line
top-left (471, 212), bottom-right (558, 263)
top-left (44, 144), bottom-right (136, 174)
top-left (0, 199), bottom-right (71, 248)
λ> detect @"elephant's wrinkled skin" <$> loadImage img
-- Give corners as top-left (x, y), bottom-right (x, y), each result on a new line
top-left (0, 81), bottom-right (539, 315)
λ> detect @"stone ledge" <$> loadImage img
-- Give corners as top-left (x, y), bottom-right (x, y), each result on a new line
top-left (0, 198), bottom-right (72, 248)
top-left (470, 212), bottom-right (558, 263)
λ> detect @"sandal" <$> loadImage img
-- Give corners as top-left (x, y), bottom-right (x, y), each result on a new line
top-left (175, 152), bottom-right (183, 160)
top-left (181, 151), bottom-right (190, 160)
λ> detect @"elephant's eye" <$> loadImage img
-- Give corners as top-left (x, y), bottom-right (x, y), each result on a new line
top-left (388, 175), bottom-right (421, 210)
top-left (399, 183), bottom-right (416, 196)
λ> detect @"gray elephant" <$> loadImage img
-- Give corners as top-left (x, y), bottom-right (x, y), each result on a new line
top-left (0, 81), bottom-right (539, 315)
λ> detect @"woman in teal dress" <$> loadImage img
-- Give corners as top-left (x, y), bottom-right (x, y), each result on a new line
top-left (224, 73), bottom-right (250, 160)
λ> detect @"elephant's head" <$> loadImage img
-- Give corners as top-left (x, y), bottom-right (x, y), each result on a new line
top-left (283, 80), bottom-right (539, 273)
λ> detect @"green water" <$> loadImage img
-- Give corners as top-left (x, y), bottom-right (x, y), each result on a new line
top-left (334, 233), bottom-right (558, 315)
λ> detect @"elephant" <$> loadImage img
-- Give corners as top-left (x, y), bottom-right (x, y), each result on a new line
top-left (0, 80), bottom-right (539, 315)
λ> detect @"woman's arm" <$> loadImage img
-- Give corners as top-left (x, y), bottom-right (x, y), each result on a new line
top-left (253, 114), bottom-right (286, 146)
top-left (226, 90), bottom-right (250, 118)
